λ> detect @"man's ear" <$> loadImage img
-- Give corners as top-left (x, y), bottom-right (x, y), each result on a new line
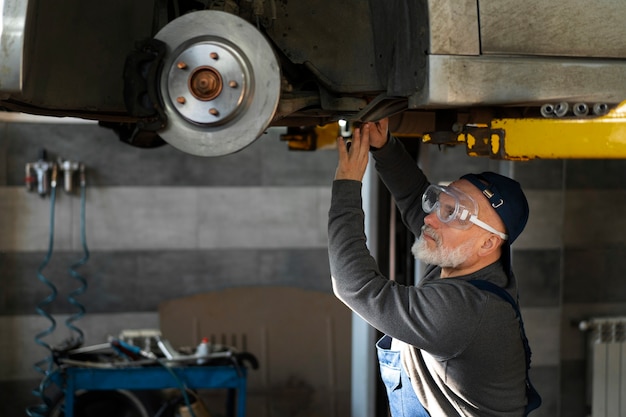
top-left (478, 234), bottom-right (503, 257)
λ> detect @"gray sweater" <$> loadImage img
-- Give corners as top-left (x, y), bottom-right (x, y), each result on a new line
top-left (328, 136), bottom-right (527, 416)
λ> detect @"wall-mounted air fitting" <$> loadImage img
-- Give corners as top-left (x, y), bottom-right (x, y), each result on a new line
top-left (25, 150), bottom-right (86, 196)
top-left (25, 149), bottom-right (56, 197)
top-left (58, 159), bottom-right (85, 193)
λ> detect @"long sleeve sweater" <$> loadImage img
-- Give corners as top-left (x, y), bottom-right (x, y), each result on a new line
top-left (328, 136), bottom-right (527, 416)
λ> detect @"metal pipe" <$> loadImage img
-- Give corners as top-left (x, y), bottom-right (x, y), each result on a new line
top-left (573, 103), bottom-right (589, 117)
top-left (351, 161), bottom-right (378, 417)
top-left (593, 103), bottom-right (609, 116)
top-left (540, 104), bottom-right (555, 118)
top-left (554, 102), bottom-right (569, 118)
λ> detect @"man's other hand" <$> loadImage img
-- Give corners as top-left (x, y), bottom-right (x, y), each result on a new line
top-left (334, 124), bottom-right (371, 181)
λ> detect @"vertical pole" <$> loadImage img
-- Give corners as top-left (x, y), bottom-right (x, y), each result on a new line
top-left (351, 161), bottom-right (378, 417)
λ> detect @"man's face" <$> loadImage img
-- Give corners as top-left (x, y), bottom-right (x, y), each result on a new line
top-left (413, 180), bottom-right (503, 268)
top-left (411, 224), bottom-right (478, 268)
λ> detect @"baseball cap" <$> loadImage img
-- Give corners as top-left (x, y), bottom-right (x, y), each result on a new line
top-left (460, 172), bottom-right (529, 244)
top-left (461, 172), bottom-right (529, 278)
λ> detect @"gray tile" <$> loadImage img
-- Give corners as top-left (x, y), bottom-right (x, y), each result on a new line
top-left (514, 190), bottom-right (564, 250)
top-left (1, 249), bottom-right (331, 315)
top-left (0, 251), bottom-right (136, 314)
top-left (0, 188), bottom-right (74, 251)
top-left (316, 187), bottom-right (332, 244)
top-left (197, 187), bottom-right (329, 249)
top-left (3, 122), bottom-right (264, 187)
top-left (1, 251), bottom-right (92, 315)
top-left (3, 123), bottom-right (337, 187)
top-left (563, 190), bottom-right (626, 247)
top-left (257, 249), bottom-right (332, 292)
top-left (566, 160), bottom-right (626, 189)
top-left (514, 159), bottom-right (564, 190)
top-left (257, 129), bottom-right (338, 187)
top-left (513, 249), bottom-right (561, 307)
top-left (136, 250), bottom-right (263, 305)
top-left (563, 246), bottom-right (626, 303)
top-left (85, 187), bottom-right (200, 250)
top-left (523, 308), bottom-right (560, 366)
top-left (560, 360), bottom-right (589, 417)
top-left (3, 185), bottom-right (332, 251)
top-left (420, 143), bottom-right (500, 183)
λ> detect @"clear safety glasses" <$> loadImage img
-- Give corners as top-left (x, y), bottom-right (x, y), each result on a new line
top-left (421, 184), bottom-right (508, 240)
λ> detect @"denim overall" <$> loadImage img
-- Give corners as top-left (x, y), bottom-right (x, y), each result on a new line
top-left (377, 335), bottom-right (430, 417)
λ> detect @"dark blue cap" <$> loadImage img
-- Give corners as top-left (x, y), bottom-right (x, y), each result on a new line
top-left (460, 172), bottom-right (529, 244)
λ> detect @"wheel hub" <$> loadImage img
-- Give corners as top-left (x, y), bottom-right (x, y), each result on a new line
top-left (167, 42), bottom-right (247, 126)
top-left (154, 10), bottom-right (281, 156)
top-left (189, 66), bottom-right (222, 101)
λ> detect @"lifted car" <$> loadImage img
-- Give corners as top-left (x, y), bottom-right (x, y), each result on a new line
top-left (2, 0), bottom-right (626, 156)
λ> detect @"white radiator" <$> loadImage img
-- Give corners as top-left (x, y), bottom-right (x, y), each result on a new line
top-left (580, 317), bottom-right (626, 417)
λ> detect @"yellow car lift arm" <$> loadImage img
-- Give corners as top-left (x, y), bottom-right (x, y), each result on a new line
top-left (424, 101), bottom-right (626, 160)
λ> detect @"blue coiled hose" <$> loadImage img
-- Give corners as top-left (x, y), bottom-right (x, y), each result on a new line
top-left (65, 166), bottom-right (89, 348)
top-left (27, 165), bottom-right (90, 417)
top-left (25, 165), bottom-right (197, 417)
top-left (27, 168), bottom-right (59, 417)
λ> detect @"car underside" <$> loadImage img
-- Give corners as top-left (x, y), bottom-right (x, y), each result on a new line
top-left (2, 0), bottom-right (626, 156)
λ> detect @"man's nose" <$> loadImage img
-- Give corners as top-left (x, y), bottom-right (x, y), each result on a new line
top-left (424, 211), bottom-right (440, 227)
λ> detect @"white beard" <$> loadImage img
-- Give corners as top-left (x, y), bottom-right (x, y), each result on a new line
top-left (411, 226), bottom-right (475, 268)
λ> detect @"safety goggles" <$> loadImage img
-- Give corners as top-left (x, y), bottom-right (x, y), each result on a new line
top-left (421, 184), bottom-right (508, 240)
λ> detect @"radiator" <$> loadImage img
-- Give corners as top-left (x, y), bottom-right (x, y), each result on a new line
top-left (580, 317), bottom-right (626, 417)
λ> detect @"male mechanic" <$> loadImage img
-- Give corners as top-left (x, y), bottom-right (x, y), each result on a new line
top-left (328, 119), bottom-right (539, 416)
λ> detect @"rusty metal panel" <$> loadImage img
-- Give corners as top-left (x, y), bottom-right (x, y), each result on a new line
top-left (427, 0), bottom-right (479, 55)
top-left (479, 0), bottom-right (626, 58)
top-left (265, 0), bottom-right (380, 93)
top-left (20, 0), bottom-right (156, 112)
top-left (410, 55), bottom-right (626, 107)
top-left (0, 0), bottom-right (30, 93)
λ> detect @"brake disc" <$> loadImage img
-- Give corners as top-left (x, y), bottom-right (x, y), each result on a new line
top-left (155, 11), bottom-right (281, 156)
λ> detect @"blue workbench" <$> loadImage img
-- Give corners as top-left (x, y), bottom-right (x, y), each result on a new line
top-left (57, 364), bottom-right (247, 417)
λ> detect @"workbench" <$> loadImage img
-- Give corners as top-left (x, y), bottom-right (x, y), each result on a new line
top-left (56, 364), bottom-right (247, 417)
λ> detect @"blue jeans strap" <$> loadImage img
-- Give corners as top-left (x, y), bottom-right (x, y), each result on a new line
top-left (376, 335), bottom-right (430, 417)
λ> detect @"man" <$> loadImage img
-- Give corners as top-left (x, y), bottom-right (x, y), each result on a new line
top-left (328, 119), bottom-right (540, 416)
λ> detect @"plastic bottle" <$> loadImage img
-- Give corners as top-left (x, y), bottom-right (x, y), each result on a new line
top-left (196, 337), bottom-right (210, 365)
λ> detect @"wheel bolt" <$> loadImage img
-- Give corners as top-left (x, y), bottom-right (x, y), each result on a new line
top-left (229, 80), bottom-right (238, 88)
top-left (177, 61), bottom-right (187, 69)
top-left (210, 52), bottom-right (219, 60)
top-left (176, 96), bottom-right (186, 104)
top-left (209, 108), bottom-right (219, 116)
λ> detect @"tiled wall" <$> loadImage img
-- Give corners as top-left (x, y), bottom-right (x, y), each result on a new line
top-left (0, 122), bottom-right (338, 416)
top-left (2, 120), bottom-right (625, 417)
